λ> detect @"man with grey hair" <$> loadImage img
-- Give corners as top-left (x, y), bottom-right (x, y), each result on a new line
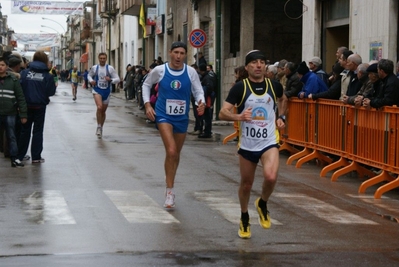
top-left (277, 59), bottom-right (287, 89)
top-left (265, 64), bottom-right (278, 81)
top-left (343, 63), bottom-right (372, 105)
top-left (341, 53), bottom-right (362, 100)
top-left (329, 46), bottom-right (348, 83)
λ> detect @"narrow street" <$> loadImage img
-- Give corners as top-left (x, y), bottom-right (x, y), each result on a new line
top-left (1, 82), bottom-right (399, 266)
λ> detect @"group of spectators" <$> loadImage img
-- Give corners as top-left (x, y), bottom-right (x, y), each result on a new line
top-left (256, 46), bottom-right (399, 110)
top-left (123, 56), bottom-right (164, 110)
top-left (0, 51), bottom-right (56, 168)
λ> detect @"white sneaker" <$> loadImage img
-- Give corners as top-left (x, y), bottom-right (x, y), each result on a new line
top-left (96, 127), bottom-right (102, 138)
top-left (164, 191), bottom-right (175, 209)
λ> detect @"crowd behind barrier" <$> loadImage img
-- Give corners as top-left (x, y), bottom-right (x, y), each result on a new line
top-left (223, 98), bottom-right (399, 199)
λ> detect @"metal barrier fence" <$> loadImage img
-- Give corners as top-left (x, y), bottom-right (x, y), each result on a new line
top-left (279, 98), bottom-right (399, 199)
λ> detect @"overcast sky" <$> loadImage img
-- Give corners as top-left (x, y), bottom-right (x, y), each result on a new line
top-left (2, 0), bottom-right (83, 34)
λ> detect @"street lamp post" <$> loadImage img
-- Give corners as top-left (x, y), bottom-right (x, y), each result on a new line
top-left (41, 25), bottom-right (60, 34)
top-left (40, 26), bottom-right (60, 67)
top-left (42, 17), bottom-right (66, 33)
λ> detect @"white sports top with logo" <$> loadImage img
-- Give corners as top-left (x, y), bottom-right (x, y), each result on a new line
top-left (239, 78), bottom-right (279, 152)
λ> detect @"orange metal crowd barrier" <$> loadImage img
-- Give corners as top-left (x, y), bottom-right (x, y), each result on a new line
top-left (279, 98), bottom-right (399, 199)
top-left (223, 106), bottom-right (239, 144)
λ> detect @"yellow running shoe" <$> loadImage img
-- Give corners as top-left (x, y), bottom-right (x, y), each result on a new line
top-left (254, 197), bottom-right (271, 229)
top-left (238, 219), bottom-right (251, 239)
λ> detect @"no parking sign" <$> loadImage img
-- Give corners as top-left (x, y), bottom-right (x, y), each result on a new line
top-left (189, 29), bottom-right (207, 48)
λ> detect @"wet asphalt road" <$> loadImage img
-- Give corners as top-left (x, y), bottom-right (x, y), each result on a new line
top-left (1, 82), bottom-right (399, 266)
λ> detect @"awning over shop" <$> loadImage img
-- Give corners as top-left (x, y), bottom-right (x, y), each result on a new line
top-left (80, 53), bottom-right (88, 63)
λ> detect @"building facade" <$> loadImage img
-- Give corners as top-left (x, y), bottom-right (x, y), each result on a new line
top-left (60, 0), bottom-right (399, 114)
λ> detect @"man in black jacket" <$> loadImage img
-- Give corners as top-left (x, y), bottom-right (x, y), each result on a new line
top-left (198, 64), bottom-right (216, 138)
top-left (362, 59), bottom-right (399, 109)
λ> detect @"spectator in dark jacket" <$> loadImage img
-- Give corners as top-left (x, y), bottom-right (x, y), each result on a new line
top-left (18, 51), bottom-right (56, 163)
top-left (297, 61), bottom-right (328, 99)
top-left (0, 57), bottom-right (27, 167)
top-left (344, 63), bottom-right (372, 105)
top-left (309, 62), bottom-right (344, 100)
top-left (198, 64), bottom-right (217, 138)
top-left (363, 59), bottom-right (399, 109)
top-left (354, 63), bottom-right (381, 107)
top-left (194, 52), bottom-right (207, 67)
top-left (284, 62), bottom-right (302, 98)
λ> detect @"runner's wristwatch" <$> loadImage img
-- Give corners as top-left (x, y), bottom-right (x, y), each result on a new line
top-left (278, 115), bottom-right (286, 122)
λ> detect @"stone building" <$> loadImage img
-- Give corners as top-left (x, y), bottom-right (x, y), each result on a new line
top-left (61, 0), bottom-right (399, 115)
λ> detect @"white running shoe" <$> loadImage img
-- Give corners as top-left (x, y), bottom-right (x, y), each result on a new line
top-left (96, 127), bottom-right (102, 138)
top-left (164, 191), bottom-right (175, 209)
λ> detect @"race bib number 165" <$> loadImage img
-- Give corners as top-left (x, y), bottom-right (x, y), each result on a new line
top-left (166, 99), bottom-right (186, 115)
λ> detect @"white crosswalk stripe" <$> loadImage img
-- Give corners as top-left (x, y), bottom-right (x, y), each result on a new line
top-left (23, 190), bottom-right (76, 225)
top-left (193, 191), bottom-right (283, 225)
top-left (348, 194), bottom-right (399, 215)
top-left (104, 190), bottom-right (180, 224)
top-left (275, 193), bottom-right (378, 225)
top-left (20, 190), bottom-right (382, 226)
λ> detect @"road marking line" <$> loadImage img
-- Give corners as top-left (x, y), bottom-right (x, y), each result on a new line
top-left (193, 191), bottom-right (283, 225)
top-left (23, 190), bottom-right (76, 225)
top-left (348, 194), bottom-right (399, 215)
top-left (275, 193), bottom-right (378, 225)
top-left (104, 190), bottom-right (179, 224)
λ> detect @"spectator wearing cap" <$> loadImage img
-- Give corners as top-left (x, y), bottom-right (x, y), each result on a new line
top-left (194, 51), bottom-right (207, 67)
top-left (308, 57), bottom-right (329, 87)
top-left (308, 62), bottom-right (345, 100)
top-left (344, 63), bottom-right (371, 105)
top-left (354, 63), bottom-right (379, 106)
top-left (362, 59), bottom-right (399, 109)
top-left (297, 61), bottom-right (328, 99)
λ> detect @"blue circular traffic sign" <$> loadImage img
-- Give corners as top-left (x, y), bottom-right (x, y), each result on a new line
top-left (189, 29), bottom-right (207, 48)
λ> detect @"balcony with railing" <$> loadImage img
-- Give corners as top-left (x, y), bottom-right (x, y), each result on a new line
top-left (120, 0), bottom-right (156, 16)
top-left (99, 0), bottom-right (119, 19)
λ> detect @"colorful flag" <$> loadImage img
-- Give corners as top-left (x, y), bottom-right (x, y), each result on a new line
top-left (139, 3), bottom-right (147, 37)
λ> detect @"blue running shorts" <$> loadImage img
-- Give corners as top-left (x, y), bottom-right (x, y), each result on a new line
top-left (156, 116), bottom-right (189, 134)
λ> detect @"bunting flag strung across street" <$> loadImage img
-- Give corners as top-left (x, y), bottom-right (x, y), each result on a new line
top-left (13, 33), bottom-right (60, 50)
top-left (11, 1), bottom-right (84, 15)
top-left (139, 3), bottom-right (147, 37)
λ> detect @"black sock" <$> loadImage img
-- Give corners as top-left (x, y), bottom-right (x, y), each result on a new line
top-left (258, 198), bottom-right (267, 210)
top-left (241, 211), bottom-right (249, 222)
